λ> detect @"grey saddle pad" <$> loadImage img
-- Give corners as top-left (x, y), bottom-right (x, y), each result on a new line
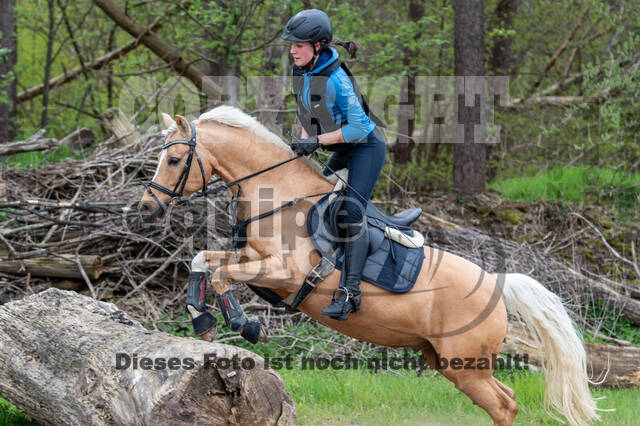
top-left (307, 192), bottom-right (424, 293)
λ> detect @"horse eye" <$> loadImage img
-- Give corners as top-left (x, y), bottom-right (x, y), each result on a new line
top-left (168, 157), bottom-right (180, 166)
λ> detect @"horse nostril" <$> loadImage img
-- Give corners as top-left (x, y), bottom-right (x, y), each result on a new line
top-left (139, 203), bottom-right (152, 216)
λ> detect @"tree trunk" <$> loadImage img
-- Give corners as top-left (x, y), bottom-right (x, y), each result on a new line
top-left (40, 0), bottom-right (57, 129)
top-left (0, 0), bottom-right (17, 142)
top-left (92, 0), bottom-right (224, 101)
top-left (0, 288), bottom-right (296, 425)
top-left (17, 39), bottom-right (142, 104)
top-left (489, 0), bottom-right (518, 75)
top-left (453, 0), bottom-right (486, 195)
top-left (255, 2), bottom-right (289, 134)
top-left (487, 0), bottom-right (518, 182)
top-left (391, 0), bottom-right (424, 165)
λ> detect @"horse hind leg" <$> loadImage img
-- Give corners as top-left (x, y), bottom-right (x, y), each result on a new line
top-left (494, 377), bottom-right (516, 401)
top-left (420, 347), bottom-right (518, 426)
top-left (445, 370), bottom-right (518, 426)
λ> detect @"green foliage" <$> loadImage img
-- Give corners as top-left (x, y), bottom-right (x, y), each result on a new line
top-left (581, 300), bottom-right (640, 344)
top-left (0, 398), bottom-right (38, 426)
top-left (5, 142), bottom-right (89, 169)
top-left (490, 166), bottom-right (640, 209)
top-left (145, 311), bottom-right (198, 338)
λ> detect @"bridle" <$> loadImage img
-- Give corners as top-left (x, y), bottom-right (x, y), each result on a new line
top-left (141, 122), bottom-right (208, 215)
top-left (141, 120), bottom-right (344, 252)
top-left (141, 121), bottom-right (310, 216)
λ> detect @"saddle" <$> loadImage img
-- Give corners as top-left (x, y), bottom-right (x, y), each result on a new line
top-left (249, 175), bottom-right (426, 310)
top-left (306, 192), bottom-right (425, 294)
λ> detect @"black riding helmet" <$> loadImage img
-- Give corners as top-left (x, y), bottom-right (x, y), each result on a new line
top-left (281, 9), bottom-right (332, 68)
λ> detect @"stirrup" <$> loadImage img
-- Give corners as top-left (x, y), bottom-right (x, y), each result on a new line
top-left (324, 287), bottom-right (360, 320)
top-left (331, 287), bottom-right (353, 303)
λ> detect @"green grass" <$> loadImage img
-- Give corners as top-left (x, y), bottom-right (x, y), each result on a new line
top-left (278, 367), bottom-right (639, 425)
top-left (0, 398), bottom-right (38, 426)
top-left (489, 166), bottom-right (640, 209)
top-left (2, 347), bottom-right (638, 425)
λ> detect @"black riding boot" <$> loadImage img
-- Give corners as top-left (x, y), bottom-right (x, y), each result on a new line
top-left (322, 222), bottom-right (369, 320)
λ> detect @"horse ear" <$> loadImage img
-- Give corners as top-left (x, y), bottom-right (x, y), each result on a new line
top-left (175, 115), bottom-right (191, 138)
top-left (161, 112), bottom-right (175, 129)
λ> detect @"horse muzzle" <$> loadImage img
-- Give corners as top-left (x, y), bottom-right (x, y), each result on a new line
top-left (138, 200), bottom-right (165, 223)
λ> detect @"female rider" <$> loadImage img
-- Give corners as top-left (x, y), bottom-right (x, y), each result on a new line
top-left (281, 9), bottom-right (386, 320)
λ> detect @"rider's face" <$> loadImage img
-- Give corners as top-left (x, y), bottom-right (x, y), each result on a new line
top-left (290, 41), bottom-right (319, 67)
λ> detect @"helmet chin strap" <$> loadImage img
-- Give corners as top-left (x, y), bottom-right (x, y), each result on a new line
top-left (303, 41), bottom-right (325, 72)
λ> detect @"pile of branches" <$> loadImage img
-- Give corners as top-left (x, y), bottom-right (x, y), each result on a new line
top-left (0, 131), bottom-right (383, 354)
top-left (1, 128), bottom-right (638, 359)
top-left (0, 132), bottom-right (239, 322)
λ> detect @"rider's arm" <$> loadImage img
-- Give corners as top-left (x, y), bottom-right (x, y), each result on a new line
top-left (300, 114), bottom-right (343, 145)
top-left (318, 128), bottom-right (344, 145)
top-left (330, 69), bottom-right (374, 144)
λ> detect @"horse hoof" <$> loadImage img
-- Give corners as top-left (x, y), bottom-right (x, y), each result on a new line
top-left (200, 331), bottom-right (214, 342)
top-left (192, 311), bottom-right (218, 338)
top-left (240, 320), bottom-right (263, 344)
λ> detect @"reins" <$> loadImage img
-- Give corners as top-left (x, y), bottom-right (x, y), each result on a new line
top-left (142, 121), bottom-right (305, 212)
top-left (141, 122), bottom-right (338, 239)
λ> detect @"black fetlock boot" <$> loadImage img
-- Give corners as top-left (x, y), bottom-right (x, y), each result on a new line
top-left (322, 222), bottom-right (369, 320)
top-left (216, 290), bottom-right (263, 344)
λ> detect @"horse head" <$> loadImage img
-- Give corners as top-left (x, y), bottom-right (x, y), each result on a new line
top-left (138, 113), bottom-right (214, 222)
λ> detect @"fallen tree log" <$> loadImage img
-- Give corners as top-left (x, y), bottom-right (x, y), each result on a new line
top-left (0, 128), bottom-right (96, 156)
top-left (0, 130), bottom-right (59, 156)
top-left (585, 342), bottom-right (640, 387)
top-left (0, 289), bottom-right (295, 425)
top-left (0, 251), bottom-right (102, 280)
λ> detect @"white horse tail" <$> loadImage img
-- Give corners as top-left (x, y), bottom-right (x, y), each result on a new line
top-left (501, 273), bottom-right (600, 426)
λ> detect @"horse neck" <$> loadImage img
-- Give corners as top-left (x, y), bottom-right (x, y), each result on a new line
top-left (200, 123), bottom-right (332, 199)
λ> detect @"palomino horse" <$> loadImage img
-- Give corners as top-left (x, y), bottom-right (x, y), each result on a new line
top-left (139, 105), bottom-right (599, 426)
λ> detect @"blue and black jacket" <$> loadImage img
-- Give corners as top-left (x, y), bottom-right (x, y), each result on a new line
top-left (292, 47), bottom-right (384, 152)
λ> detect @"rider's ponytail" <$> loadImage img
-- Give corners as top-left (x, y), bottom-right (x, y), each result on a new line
top-left (329, 38), bottom-right (360, 59)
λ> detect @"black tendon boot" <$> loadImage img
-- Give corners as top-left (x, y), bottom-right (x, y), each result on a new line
top-left (216, 290), bottom-right (263, 344)
top-left (322, 222), bottom-right (369, 320)
top-left (186, 272), bottom-right (218, 337)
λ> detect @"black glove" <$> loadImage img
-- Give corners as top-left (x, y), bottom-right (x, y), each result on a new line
top-left (290, 136), bottom-right (321, 156)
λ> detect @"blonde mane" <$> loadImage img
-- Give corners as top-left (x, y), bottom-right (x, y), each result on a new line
top-left (196, 105), bottom-right (327, 179)
top-left (196, 105), bottom-right (290, 153)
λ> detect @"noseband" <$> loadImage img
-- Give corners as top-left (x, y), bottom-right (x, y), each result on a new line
top-left (141, 122), bottom-right (337, 237)
top-left (141, 122), bottom-right (208, 214)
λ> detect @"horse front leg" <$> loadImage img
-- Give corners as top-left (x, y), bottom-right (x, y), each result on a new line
top-left (211, 256), bottom-right (291, 344)
top-left (190, 250), bottom-right (237, 272)
top-left (186, 250), bottom-right (239, 341)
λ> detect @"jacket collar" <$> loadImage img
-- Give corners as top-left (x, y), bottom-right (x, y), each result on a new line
top-left (307, 47), bottom-right (339, 75)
